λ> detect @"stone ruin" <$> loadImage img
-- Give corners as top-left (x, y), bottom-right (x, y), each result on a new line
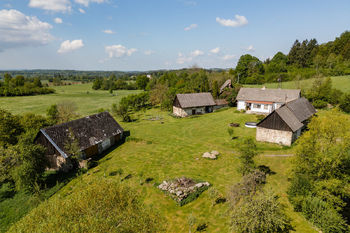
top-left (202, 150), bottom-right (220, 159)
top-left (158, 177), bottom-right (210, 203)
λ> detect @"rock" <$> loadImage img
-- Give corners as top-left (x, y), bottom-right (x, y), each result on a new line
top-left (204, 182), bottom-right (210, 186)
top-left (211, 150), bottom-right (220, 156)
top-left (202, 152), bottom-right (216, 159)
top-left (176, 191), bottom-right (183, 196)
top-left (195, 183), bottom-right (203, 188)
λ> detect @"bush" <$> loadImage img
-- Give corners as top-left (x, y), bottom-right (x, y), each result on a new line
top-left (301, 196), bottom-right (349, 233)
top-left (339, 93), bottom-right (350, 113)
top-left (9, 178), bottom-right (165, 233)
top-left (312, 99), bottom-right (328, 109)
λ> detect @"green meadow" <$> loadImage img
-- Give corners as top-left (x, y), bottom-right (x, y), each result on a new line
top-left (245, 75), bottom-right (350, 93)
top-left (9, 107), bottom-right (318, 233)
top-left (0, 83), bottom-right (142, 115)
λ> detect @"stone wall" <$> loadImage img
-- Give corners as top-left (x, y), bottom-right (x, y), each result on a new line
top-left (256, 127), bottom-right (293, 146)
top-left (173, 106), bottom-right (188, 117)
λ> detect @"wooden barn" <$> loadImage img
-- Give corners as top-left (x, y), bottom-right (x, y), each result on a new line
top-left (173, 93), bottom-right (217, 117)
top-left (35, 111), bottom-right (124, 171)
top-left (220, 79), bottom-right (232, 94)
top-left (236, 87), bottom-right (301, 114)
top-left (256, 97), bottom-right (316, 146)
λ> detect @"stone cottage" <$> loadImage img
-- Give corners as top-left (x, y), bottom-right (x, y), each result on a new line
top-left (256, 97), bottom-right (316, 146)
top-left (173, 93), bottom-right (217, 117)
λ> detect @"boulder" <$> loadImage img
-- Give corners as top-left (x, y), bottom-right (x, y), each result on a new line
top-left (211, 150), bottom-right (220, 156)
top-left (202, 152), bottom-right (216, 159)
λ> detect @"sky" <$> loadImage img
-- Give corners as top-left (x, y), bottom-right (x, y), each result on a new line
top-left (0, 0), bottom-right (350, 71)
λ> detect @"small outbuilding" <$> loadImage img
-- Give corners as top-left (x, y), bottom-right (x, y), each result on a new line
top-left (35, 111), bottom-right (124, 171)
top-left (256, 97), bottom-right (316, 146)
top-left (236, 87), bottom-right (301, 114)
top-left (173, 93), bottom-right (217, 117)
top-left (220, 79), bottom-right (233, 94)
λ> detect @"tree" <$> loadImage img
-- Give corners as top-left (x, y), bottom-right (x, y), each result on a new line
top-left (229, 190), bottom-right (292, 233)
top-left (92, 78), bottom-right (102, 90)
top-left (237, 137), bottom-right (258, 175)
top-left (212, 80), bottom-right (219, 99)
top-left (57, 101), bottom-right (79, 123)
top-left (0, 108), bottom-right (23, 147)
top-left (339, 93), bottom-right (350, 113)
top-left (46, 104), bottom-right (59, 124)
top-left (136, 75), bottom-right (149, 90)
top-left (288, 111), bottom-right (350, 232)
top-left (235, 54), bottom-right (264, 83)
top-left (149, 83), bottom-right (169, 108)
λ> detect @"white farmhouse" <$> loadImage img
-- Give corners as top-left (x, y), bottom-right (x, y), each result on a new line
top-left (236, 87), bottom-right (301, 114)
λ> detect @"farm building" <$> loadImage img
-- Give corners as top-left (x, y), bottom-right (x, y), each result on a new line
top-left (256, 97), bottom-right (316, 146)
top-left (173, 93), bottom-right (225, 117)
top-left (236, 87), bottom-right (301, 114)
top-left (35, 111), bottom-right (124, 171)
top-left (220, 79), bottom-right (232, 94)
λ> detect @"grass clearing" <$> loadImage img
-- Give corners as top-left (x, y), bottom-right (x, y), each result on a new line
top-left (13, 108), bottom-right (317, 232)
top-left (245, 75), bottom-right (350, 93)
top-left (0, 83), bottom-right (142, 115)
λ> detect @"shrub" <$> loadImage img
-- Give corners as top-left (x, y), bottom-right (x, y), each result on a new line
top-left (9, 178), bottom-right (165, 233)
top-left (339, 93), bottom-right (350, 113)
top-left (301, 196), bottom-right (348, 233)
top-left (313, 99), bottom-right (328, 109)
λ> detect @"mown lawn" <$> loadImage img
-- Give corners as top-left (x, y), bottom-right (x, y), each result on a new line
top-left (0, 83), bottom-right (142, 115)
top-left (14, 108), bottom-right (317, 232)
top-left (245, 75), bottom-right (350, 93)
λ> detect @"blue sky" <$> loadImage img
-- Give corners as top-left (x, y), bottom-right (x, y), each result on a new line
top-left (0, 0), bottom-right (349, 71)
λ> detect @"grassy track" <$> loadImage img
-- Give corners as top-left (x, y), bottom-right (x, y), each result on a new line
top-left (0, 83), bottom-right (142, 115)
top-left (245, 75), bottom-right (350, 93)
top-left (12, 108), bottom-right (317, 232)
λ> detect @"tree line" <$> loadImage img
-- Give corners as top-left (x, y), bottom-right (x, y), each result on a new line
top-left (0, 74), bottom-right (54, 97)
top-left (233, 31), bottom-right (350, 84)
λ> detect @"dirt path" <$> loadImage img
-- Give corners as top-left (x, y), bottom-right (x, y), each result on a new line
top-left (262, 154), bottom-right (294, 157)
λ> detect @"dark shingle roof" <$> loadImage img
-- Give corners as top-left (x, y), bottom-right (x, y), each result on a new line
top-left (236, 87), bottom-right (300, 103)
top-left (260, 97), bottom-right (316, 132)
top-left (40, 112), bottom-right (123, 157)
top-left (215, 99), bottom-right (229, 106)
top-left (176, 93), bottom-right (216, 108)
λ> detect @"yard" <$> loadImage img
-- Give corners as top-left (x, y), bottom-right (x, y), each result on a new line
top-left (11, 107), bottom-right (318, 232)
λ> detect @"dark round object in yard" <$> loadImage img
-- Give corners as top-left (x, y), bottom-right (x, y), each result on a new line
top-left (245, 122), bottom-right (257, 128)
top-left (229, 123), bottom-right (240, 127)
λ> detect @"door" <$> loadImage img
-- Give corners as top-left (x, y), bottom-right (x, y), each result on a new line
top-left (192, 109), bottom-right (196, 115)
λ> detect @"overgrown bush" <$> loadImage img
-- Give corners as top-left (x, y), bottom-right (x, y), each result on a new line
top-left (9, 178), bottom-right (165, 233)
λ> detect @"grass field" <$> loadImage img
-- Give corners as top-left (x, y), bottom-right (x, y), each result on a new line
top-left (245, 75), bottom-right (350, 93)
top-left (0, 83), bottom-right (142, 115)
top-left (11, 107), bottom-right (318, 233)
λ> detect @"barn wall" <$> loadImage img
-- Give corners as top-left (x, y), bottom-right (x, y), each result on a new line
top-left (213, 104), bottom-right (228, 110)
top-left (173, 106), bottom-right (188, 117)
top-left (256, 127), bottom-right (293, 146)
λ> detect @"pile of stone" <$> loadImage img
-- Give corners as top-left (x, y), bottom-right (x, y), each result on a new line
top-left (202, 150), bottom-right (220, 159)
top-left (158, 177), bottom-right (210, 202)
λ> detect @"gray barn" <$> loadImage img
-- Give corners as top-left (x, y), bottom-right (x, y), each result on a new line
top-left (173, 93), bottom-right (217, 117)
top-left (256, 97), bottom-right (316, 146)
top-left (35, 112), bottom-right (124, 171)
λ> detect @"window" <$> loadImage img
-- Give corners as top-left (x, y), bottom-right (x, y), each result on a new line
top-left (253, 104), bottom-right (261, 109)
top-left (264, 105), bottom-right (268, 110)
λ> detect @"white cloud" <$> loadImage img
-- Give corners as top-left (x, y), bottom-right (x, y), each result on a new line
top-left (54, 17), bottom-right (63, 24)
top-left (222, 54), bottom-right (236, 60)
top-left (0, 9), bottom-right (53, 51)
top-left (29, 0), bottom-right (71, 13)
top-left (144, 50), bottom-right (155, 55)
top-left (246, 45), bottom-right (255, 52)
top-left (75, 0), bottom-right (107, 7)
top-left (103, 29), bottom-right (115, 34)
top-left (210, 47), bottom-right (220, 54)
top-left (184, 23), bottom-right (197, 31)
top-left (105, 44), bottom-right (137, 58)
top-left (78, 8), bottom-right (86, 13)
top-left (216, 14), bottom-right (248, 27)
top-left (176, 53), bottom-right (193, 64)
top-left (57, 39), bottom-right (84, 53)
top-left (190, 49), bottom-right (204, 57)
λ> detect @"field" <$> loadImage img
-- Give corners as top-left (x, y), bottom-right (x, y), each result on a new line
top-left (245, 75), bottom-right (350, 93)
top-left (0, 83), bottom-right (142, 115)
top-left (9, 107), bottom-right (318, 232)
